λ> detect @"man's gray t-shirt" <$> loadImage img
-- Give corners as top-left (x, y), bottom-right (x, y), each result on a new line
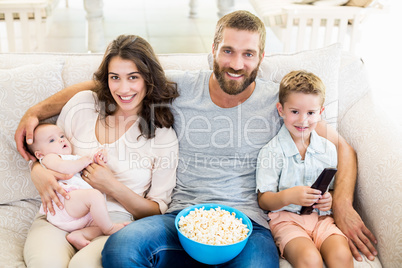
top-left (166, 70), bottom-right (281, 228)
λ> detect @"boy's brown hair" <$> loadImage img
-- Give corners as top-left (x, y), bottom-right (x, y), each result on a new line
top-left (279, 70), bottom-right (326, 106)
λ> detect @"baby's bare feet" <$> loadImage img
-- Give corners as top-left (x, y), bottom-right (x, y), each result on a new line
top-left (104, 222), bottom-right (130, 235)
top-left (66, 231), bottom-right (91, 250)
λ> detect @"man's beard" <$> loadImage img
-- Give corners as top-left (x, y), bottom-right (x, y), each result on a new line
top-left (213, 59), bottom-right (259, 96)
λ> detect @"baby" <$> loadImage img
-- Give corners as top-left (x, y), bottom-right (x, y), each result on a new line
top-left (28, 123), bottom-right (128, 250)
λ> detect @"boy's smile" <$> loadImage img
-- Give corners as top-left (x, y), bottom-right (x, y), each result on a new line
top-left (277, 92), bottom-right (324, 143)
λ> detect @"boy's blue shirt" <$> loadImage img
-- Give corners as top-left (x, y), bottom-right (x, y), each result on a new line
top-left (256, 124), bottom-right (337, 215)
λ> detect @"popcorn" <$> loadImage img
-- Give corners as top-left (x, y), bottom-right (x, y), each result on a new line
top-left (178, 206), bottom-right (249, 245)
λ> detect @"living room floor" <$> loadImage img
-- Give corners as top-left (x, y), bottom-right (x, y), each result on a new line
top-left (28, 0), bottom-right (402, 126)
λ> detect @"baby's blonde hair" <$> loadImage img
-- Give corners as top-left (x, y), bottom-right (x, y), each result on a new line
top-left (279, 70), bottom-right (325, 106)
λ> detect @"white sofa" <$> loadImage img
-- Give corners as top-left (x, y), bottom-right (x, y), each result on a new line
top-left (0, 44), bottom-right (400, 267)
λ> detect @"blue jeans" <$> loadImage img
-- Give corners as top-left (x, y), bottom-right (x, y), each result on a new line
top-left (102, 211), bottom-right (279, 267)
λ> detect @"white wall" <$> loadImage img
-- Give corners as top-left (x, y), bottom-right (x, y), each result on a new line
top-left (358, 0), bottom-right (402, 126)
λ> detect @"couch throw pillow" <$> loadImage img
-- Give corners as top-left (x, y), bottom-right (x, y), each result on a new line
top-left (0, 60), bottom-right (65, 204)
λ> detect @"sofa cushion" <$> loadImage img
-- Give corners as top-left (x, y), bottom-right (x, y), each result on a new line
top-left (0, 200), bottom-right (40, 266)
top-left (0, 60), bottom-right (64, 204)
top-left (339, 92), bottom-right (402, 268)
top-left (159, 53), bottom-right (211, 71)
top-left (337, 53), bottom-right (370, 121)
top-left (209, 44), bottom-right (342, 128)
top-left (61, 54), bottom-right (103, 87)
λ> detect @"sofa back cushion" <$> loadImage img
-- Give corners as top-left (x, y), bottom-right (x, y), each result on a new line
top-left (0, 61), bottom-right (64, 203)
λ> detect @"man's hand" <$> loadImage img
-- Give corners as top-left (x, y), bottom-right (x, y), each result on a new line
top-left (14, 111), bottom-right (39, 161)
top-left (333, 205), bottom-right (378, 261)
top-left (31, 162), bottom-right (72, 215)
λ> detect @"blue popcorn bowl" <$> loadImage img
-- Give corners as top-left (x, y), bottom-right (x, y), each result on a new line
top-left (175, 203), bottom-right (253, 265)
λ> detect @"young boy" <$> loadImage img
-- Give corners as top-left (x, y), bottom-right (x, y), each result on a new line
top-left (28, 123), bottom-right (128, 250)
top-left (256, 71), bottom-right (353, 267)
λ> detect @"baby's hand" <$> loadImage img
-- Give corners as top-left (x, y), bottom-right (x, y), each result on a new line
top-left (313, 191), bottom-right (332, 211)
top-left (94, 148), bottom-right (107, 164)
top-left (81, 155), bottom-right (93, 167)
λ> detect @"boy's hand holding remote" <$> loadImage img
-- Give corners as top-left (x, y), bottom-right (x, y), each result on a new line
top-left (313, 191), bottom-right (332, 211)
top-left (283, 185), bottom-right (322, 207)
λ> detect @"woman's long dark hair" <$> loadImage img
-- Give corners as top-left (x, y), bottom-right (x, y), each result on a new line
top-left (93, 35), bottom-right (179, 139)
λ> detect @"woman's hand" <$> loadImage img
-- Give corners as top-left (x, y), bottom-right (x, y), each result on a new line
top-left (81, 159), bottom-right (118, 195)
top-left (314, 191), bottom-right (332, 211)
top-left (285, 186), bottom-right (322, 207)
top-left (31, 162), bottom-right (73, 215)
top-left (82, 158), bottom-right (163, 219)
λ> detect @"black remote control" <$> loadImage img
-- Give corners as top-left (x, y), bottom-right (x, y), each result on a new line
top-left (300, 168), bottom-right (337, 215)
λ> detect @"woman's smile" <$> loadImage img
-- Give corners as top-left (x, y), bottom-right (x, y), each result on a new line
top-left (118, 94), bottom-right (137, 102)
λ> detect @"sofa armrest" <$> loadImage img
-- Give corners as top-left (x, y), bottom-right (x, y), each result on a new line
top-left (338, 92), bottom-right (402, 268)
